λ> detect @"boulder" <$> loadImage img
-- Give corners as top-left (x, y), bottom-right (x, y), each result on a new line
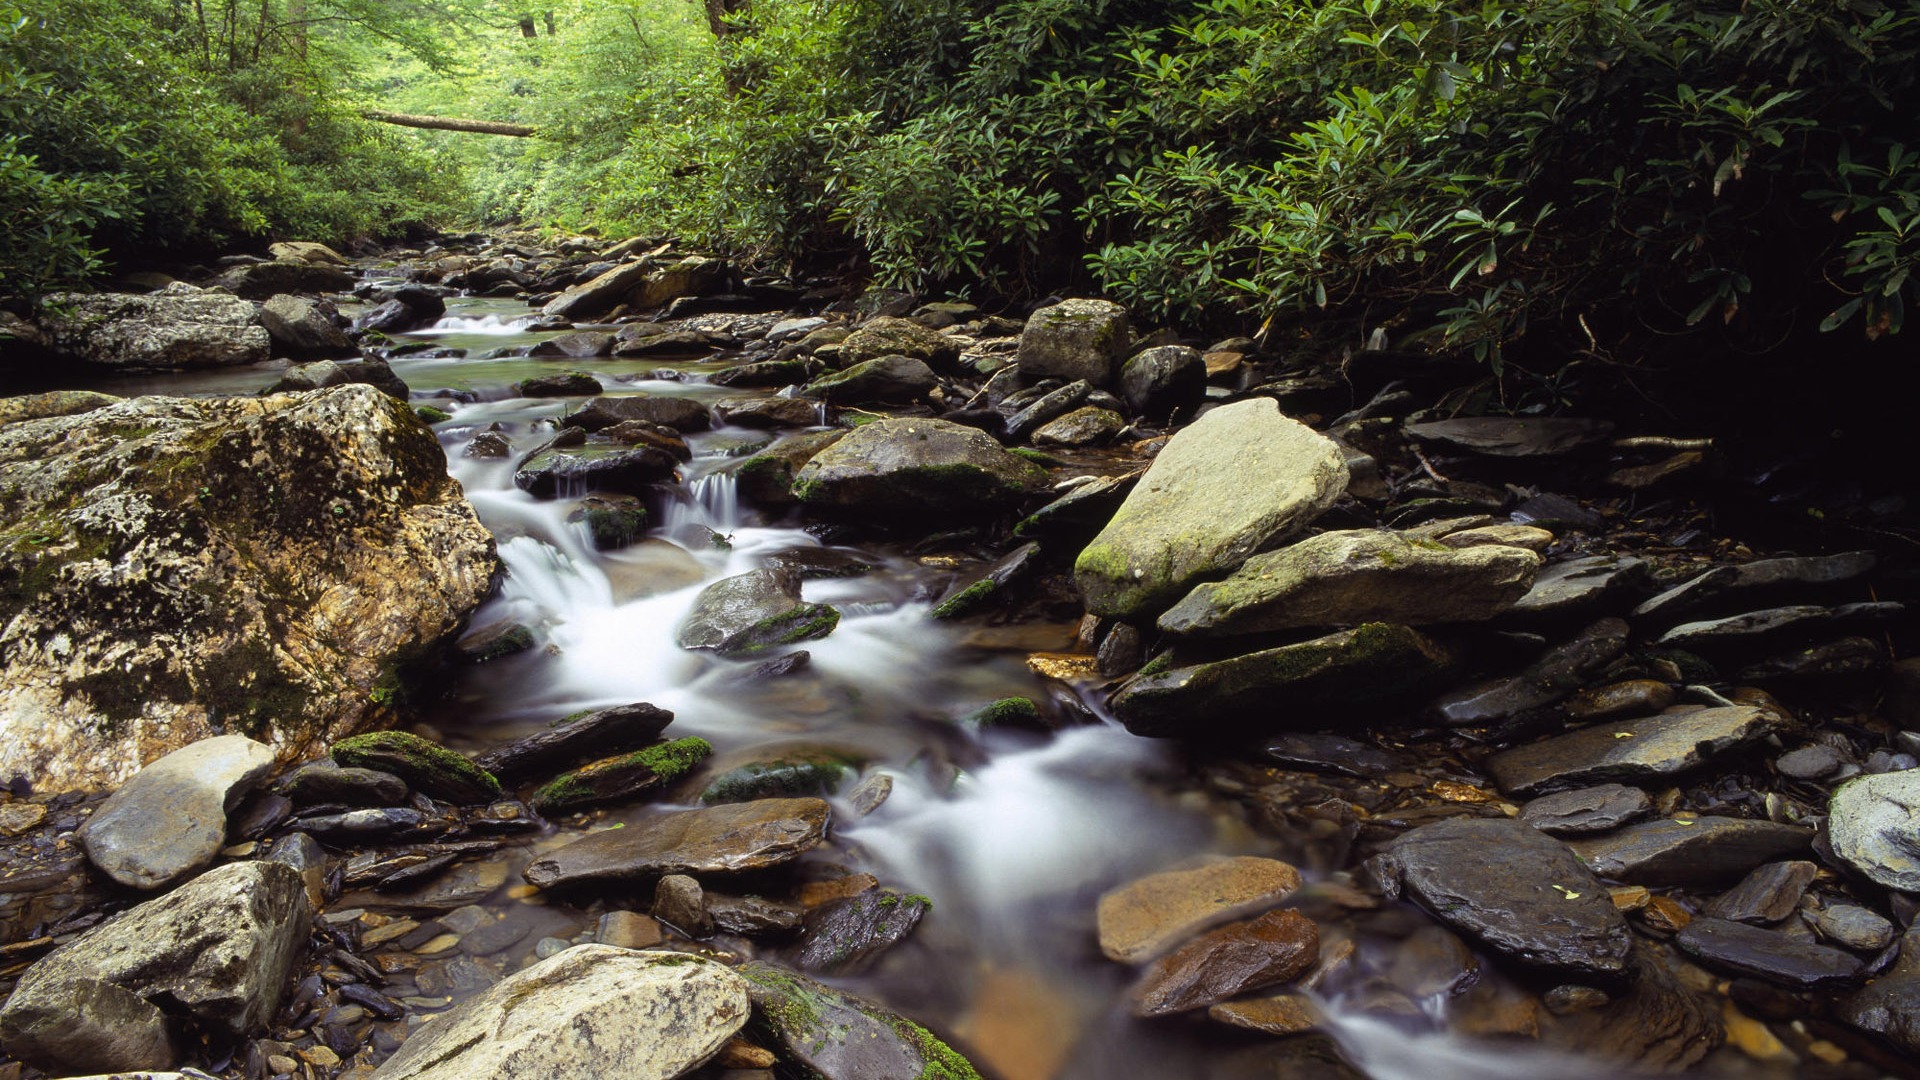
top-left (36, 285), bottom-right (269, 371)
top-left (1159, 529), bottom-right (1540, 637)
top-left (0, 386), bottom-right (498, 792)
top-left (354, 286), bottom-right (447, 335)
top-left (1033, 406), bottom-right (1125, 447)
top-left (1485, 706), bottom-right (1780, 796)
top-left (791, 417), bottom-right (1047, 519)
top-left (523, 798), bottom-right (831, 890)
top-left (516, 371), bottom-right (604, 397)
top-left (214, 259), bottom-right (354, 298)
top-left (268, 241), bottom-right (349, 265)
top-left (367, 945), bottom-right (749, 1080)
top-left (801, 355), bottom-right (938, 404)
top-left (78, 734), bottom-right (275, 890)
top-left (677, 568), bottom-right (841, 657)
top-left (268, 357), bottom-right (409, 400)
top-left (1827, 770), bottom-right (1920, 892)
top-left (634, 255), bottom-right (726, 312)
top-left (1131, 908), bottom-right (1319, 1017)
top-left (1016, 299), bottom-right (1130, 385)
top-left (714, 395), bottom-right (821, 429)
top-left (563, 394), bottom-right (711, 433)
top-left (1074, 398), bottom-right (1348, 619)
top-left (513, 444), bottom-right (681, 499)
top-left (734, 430), bottom-right (846, 507)
top-left (541, 261), bottom-right (653, 320)
top-left (1569, 817), bottom-right (1812, 887)
top-left (838, 317), bottom-right (962, 369)
top-left (529, 330), bottom-right (616, 358)
top-left (1098, 857), bottom-right (1303, 963)
top-left (739, 963), bottom-right (983, 1080)
top-left (1119, 345), bottom-right (1206, 419)
top-left (0, 861), bottom-right (309, 1074)
top-left (259, 294), bottom-right (354, 357)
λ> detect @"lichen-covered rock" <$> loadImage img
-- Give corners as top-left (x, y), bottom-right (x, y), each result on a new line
top-left (1016, 299), bottom-right (1130, 386)
top-left (1828, 770), bottom-right (1920, 892)
top-left (801, 355), bottom-right (938, 404)
top-left (838, 317), bottom-right (963, 369)
top-left (213, 259), bottom-right (354, 299)
top-left (740, 962), bottom-right (984, 1080)
top-left (791, 417), bottom-right (1047, 519)
top-left (0, 390), bottom-right (121, 428)
top-left (259, 294), bottom-right (354, 358)
top-left (0, 384), bottom-right (499, 791)
top-left (36, 284), bottom-right (269, 371)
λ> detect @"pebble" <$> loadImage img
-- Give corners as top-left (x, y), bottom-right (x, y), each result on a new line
top-left (1544, 985), bottom-right (1610, 1015)
top-left (414, 933), bottom-right (462, 957)
top-left (0, 803), bottom-right (48, 835)
top-left (1813, 904), bottom-right (1895, 952)
top-left (1776, 745), bottom-right (1845, 780)
top-left (533, 936), bottom-right (572, 959)
top-left (597, 910), bottom-right (664, 949)
top-left (653, 874), bottom-right (714, 938)
top-left (849, 773), bottom-right (893, 816)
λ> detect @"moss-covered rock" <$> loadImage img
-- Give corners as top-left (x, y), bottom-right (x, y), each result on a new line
top-left (960, 697), bottom-right (1041, 727)
top-left (567, 494), bottom-right (649, 550)
top-left (740, 962), bottom-right (985, 1080)
top-left (677, 568), bottom-right (841, 658)
top-left (801, 355), bottom-right (938, 405)
top-left (700, 752), bottom-right (855, 804)
top-left (733, 430), bottom-right (847, 508)
top-left (531, 736), bottom-right (714, 813)
top-left (1015, 298), bottom-right (1130, 387)
top-left (332, 730), bottom-right (503, 805)
top-left (838, 317), bottom-right (963, 369)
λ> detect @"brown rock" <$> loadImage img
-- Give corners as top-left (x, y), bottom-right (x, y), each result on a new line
top-left (1131, 909), bottom-right (1319, 1017)
top-left (522, 798), bottom-right (831, 890)
top-left (1097, 857), bottom-right (1304, 963)
top-left (1207, 993), bottom-right (1320, 1035)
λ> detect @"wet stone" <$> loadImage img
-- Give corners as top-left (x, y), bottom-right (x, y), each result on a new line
top-left (515, 371), bottom-right (603, 397)
top-left (1097, 857), bottom-right (1305, 963)
top-left (793, 890), bottom-right (930, 975)
top-left (1545, 985), bottom-right (1612, 1015)
top-left (1387, 924), bottom-right (1479, 997)
top-left (1837, 927), bottom-right (1920, 1053)
top-left (848, 773), bottom-right (893, 816)
top-left (1485, 705), bottom-right (1779, 796)
top-left (708, 894), bottom-right (805, 937)
top-left (1404, 417), bottom-right (1615, 457)
top-left (477, 701), bottom-right (675, 784)
top-left (1261, 734), bottom-right (1408, 779)
top-left (1433, 618), bottom-right (1630, 725)
top-left (331, 731), bottom-right (502, 805)
top-left (523, 798), bottom-right (831, 890)
top-left (1656, 602), bottom-right (1903, 649)
top-left (1633, 551), bottom-right (1877, 623)
top-left (567, 494), bottom-right (650, 550)
top-left (700, 753), bottom-right (853, 804)
top-left (677, 568), bottom-right (841, 658)
top-left (460, 911), bottom-right (535, 956)
top-left (78, 734), bottom-right (276, 890)
top-left (653, 874), bottom-right (714, 938)
top-left (1704, 861), bottom-right (1818, 924)
top-left (513, 443), bottom-right (681, 499)
top-left (283, 763), bottom-right (410, 808)
top-left (1509, 556), bottom-right (1651, 619)
top-left (597, 910), bottom-right (664, 949)
top-left (1826, 769), bottom-right (1920, 892)
top-left (529, 736), bottom-right (714, 813)
top-left (1520, 784), bottom-right (1653, 837)
top-left (1815, 903), bottom-right (1895, 952)
top-left (1565, 680), bottom-right (1677, 720)
top-left (740, 962), bottom-right (984, 1080)
top-left (1675, 917), bottom-right (1863, 990)
top-left (0, 801), bottom-right (47, 835)
top-left (1207, 993), bottom-right (1321, 1036)
top-left (1777, 744), bottom-right (1846, 780)
top-left (454, 619), bottom-right (536, 663)
top-left (1570, 817), bottom-right (1812, 888)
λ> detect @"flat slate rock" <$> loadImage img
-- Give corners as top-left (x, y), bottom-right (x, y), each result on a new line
top-left (1261, 733), bottom-right (1409, 779)
top-left (1570, 817), bottom-right (1812, 887)
top-left (1131, 908), bottom-right (1320, 1017)
top-left (1520, 784), bottom-right (1653, 836)
top-left (78, 734), bottom-right (275, 890)
top-left (1675, 917), bottom-right (1863, 990)
top-left (476, 702), bottom-right (675, 783)
top-left (1704, 860), bottom-right (1817, 924)
top-left (1485, 706), bottom-right (1778, 796)
top-left (1837, 928), bottom-right (1920, 1053)
top-left (1510, 556), bottom-right (1651, 618)
top-left (792, 890), bottom-right (930, 974)
top-left (1404, 417), bottom-right (1615, 457)
top-left (1378, 817), bottom-right (1632, 984)
top-left (1433, 618), bottom-right (1630, 725)
top-left (1097, 856), bottom-right (1304, 963)
top-left (1632, 551), bottom-right (1877, 623)
top-left (1656, 602), bottom-right (1902, 648)
top-left (1827, 769), bottom-right (1920, 892)
top-left (523, 798), bottom-right (830, 890)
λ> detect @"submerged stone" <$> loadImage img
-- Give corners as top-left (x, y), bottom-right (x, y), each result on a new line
top-left (1098, 856), bottom-right (1304, 963)
top-left (793, 890), bottom-right (931, 974)
top-left (1131, 908), bottom-right (1320, 1016)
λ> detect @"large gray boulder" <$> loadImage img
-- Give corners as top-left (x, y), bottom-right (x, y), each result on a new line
top-left (1016, 299), bottom-right (1130, 385)
top-left (36, 284), bottom-right (269, 371)
top-left (369, 946), bottom-right (749, 1080)
top-left (259, 294), bottom-right (354, 357)
top-left (1828, 770), bottom-right (1920, 892)
top-left (791, 417), bottom-right (1047, 519)
top-left (838, 316), bottom-right (962, 369)
top-left (213, 259), bottom-right (354, 298)
top-left (78, 734), bottom-right (275, 890)
top-left (0, 385), bottom-right (499, 792)
top-left (0, 861), bottom-right (309, 1074)
top-left (1074, 398), bottom-right (1348, 619)
top-left (1158, 529), bottom-right (1540, 637)
top-left (678, 568), bottom-right (841, 657)
top-left (1119, 344), bottom-right (1206, 419)
top-left (801, 355), bottom-right (938, 404)
top-left (542, 261), bottom-right (654, 320)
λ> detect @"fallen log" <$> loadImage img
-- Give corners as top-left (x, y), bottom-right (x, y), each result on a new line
top-left (362, 109), bottom-right (536, 137)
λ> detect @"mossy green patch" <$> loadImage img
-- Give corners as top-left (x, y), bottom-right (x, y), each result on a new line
top-left (333, 729), bottom-right (503, 802)
top-left (701, 754), bottom-right (852, 804)
top-left (929, 578), bottom-right (996, 620)
top-left (960, 698), bottom-right (1039, 727)
top-left (412, 405), bottom-right (453, 424)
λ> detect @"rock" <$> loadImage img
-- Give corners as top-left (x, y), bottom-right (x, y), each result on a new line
top-left (1097, 857), bottom-right (1303, 963)
top-left (1838, 927), bottom-right (1920, 1053)
top-left (36, 285), bottom-right (269, 371)
top-left (634, 255), bottom-right (726, 312)
top-left (515, 371), bottom-right (604, 397)
top-left (1207, 994), bottom-right (1321, 1036)
top-left (259, 294), bottom-right (354, 357)
top-left (1131, 908), bottom-right (1319, 1016)
top-left (76, 735), bottom-right (275, 889)
top-left (1110, 623), bottom-right (1454, 737)
top-left (367, 945), bottom-right (749, 1080)
top-left (733, 430), bottom-right (845, 507)
top-left (454, 619), bottom-right (535, 663)
top-left (1378, 817), bottom-right (1632, 983)
top-left (562, 495), bottom-right (648, 554)
top-left (1570, 817), bottom-right (1812, 887)
top-left (540, 261), bottom-right (655, 320)
top-left (1001, 379), bottom-right (1092, 442)
top-left (1119, 345), bottom-right (1206, 419)
top-left (1636, 551), bottom-right (1881, 624)
top-left (793, 890), bottom-right (931, 974)
top-left (1437, 523), bottom-right (1556, 551)
top-left (1159, 529), bottom-right (1539, 636)
top-left (1675, 917), bottom-right (1862, 989)
top-left (677, 568), bottom-right (840, 658)
top-left (603, 419), bottom-right (693, 458)
top-left (1656, 602), bottom-right (1902, 648)
top-left (529, 330), bottom-right (616, 358)
top-left (513, 444), bottom-right (680, 499)
top-left (653, 874), bottom-right (715, 937)
top-left (1033, 406), bottom-right (1125, 447)
top-left (0, 861), bottom-right (308, 1073)
top-left (701, 753), bottom-right (854, 804)
top-left (1815, 904), bottom-right (1895, 951)
top-left (1016, 299), bottom-right (1130, 386)
top-left (331, 731), bottom-right (502, 805)
top-left (710, 357), bottom-right (814, 388)
top-left (740, 962), bottom-right (983, 1080)
top-left (838, 317), bottom-right (962, 369)
top-left (1431, 618), bottom-right (1630, 725)
top-left (215, 259), bottom-right (354, 298)
top-left (0, 386), bottom-right (498, 791)
top-left (1074, 399), bottom-right (1349, 619)
top-left (611, 328), bottom-right (711, 356)
top-left (1828, 770), bottom-right (1920, 892)
top-left (1260, 732), bottom-right (1408, 778)
top-left (791, 417), bottom-right (1047, 520)
top-left (355, 288), bottom-right (447, 335)
top-left (282, 762), bottom-right (408, 807)
top-left (1013, 471), bottom-right (1138, 543)
top-left (269, 357), bottom-right (409, 400)
top-left (598, 910), bottom-right (665, 949)
top-left (476, 702), bottom-right (675, 783)
top-left (0, 390), bottom-right (121, 428)
top-left (1520, 784), bottom-right (1653, 836)
top-left (1510, 555), bottom-right (1651, 619)
top-left (1565, 679), bottom-right (1677, 720)
top-left (563, 393), bottom-right (711, 433)
top-left (522, 798), bottom-right (830, 890)
top-left (269, 241), bottom-right (349, 265)
top-left (929, 542), bottom-right (1041, 620)
top-left (1404, 417), bottom-right (1615, 456)
top-left (802, 355), bottom-right (938, 404)
top-left (1552, 946), bottom-right (1724, 1071)
top-left (1485, 706), bottom-right (1780, 796)
top-left (714, 396), bottom-right (821, 429)
top-left (530, 737), bottom-right (713, 813)
top-left (1705, 861), bottom-right (1817, 923)
top-left (709, 893), bottom-right (806, 936)
top-left (1743, 636), bottom-right (1887, 681)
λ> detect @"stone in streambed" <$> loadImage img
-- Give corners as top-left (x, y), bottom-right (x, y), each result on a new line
top-left (477, 701), bottom-right (675, 784)
top-left (1509, 555), bottom-right (1651, 620)
top-left (1131, 908), bottom-right (1320, 1017)
top-left (1014, 471), bottom-right (1138, 543)
top-left (1158, 529), bottom-right (1540, 636)
top-left (1377, 817), bottom-right (1631, 983)
top-left (714, 395), bottom-right (822, 429)
top-left (1827, 769), bottom-right (1920, 892)
top-left (77, 734), bottom-right (274, 890)
top-left (1120, 345), bottom-right (1206, 419)
top-left (513, 443), bottom-right (680, 499)
top-left (523, 798), bottom-right (830, 889)
top-left (259, 294), bottom-right (354, 358)
top-left (677, 568), bottom-right (840, 657)
top-left (0, 389), bottom-right (121, 427)
top-left (331, 730), bottom-right (501, 805)
top-left (930, 542), bottom-right (1041, 620)
top-left (801, 355), bottom-right (938, 404)
top-left (1838, 926), bottom-right (1920, 1053)
top-left (567, 493), bottom-right (650, 550)
top-left (367, 945), bottom-right (749, 1080)
top-left (515, 370), bottom-right (603, 397)
top-left (1017, 299), bottom-right (1129, 386)
top-left (564, 393), bottom-right (712, 433)
top-left (1633, 551), bottom-right (1877, 623)
top-left (1675, 917), bottom-right (1862, 990)
top-left (528, 330), bottom-right (615, 358)
top-left (1097, 856), bottom-right (1303, 963)
top-left (281, 761), bottom-right (410, 808)
top-left (530, 737), bottom-right (713, 813)
top-left (733, 430), bottom-right (845, 507)
top-left (1485, 706), bottom-right (1779, 796)
top-left (740, 962), bottom-right (984, 1080)
top-left (1520, 784), bottom-right (1653, 837)
top-left (1404, 416), bottom-right (1614, 457)
top-left (791, 417), bottom-right (1047, 519)
top-left (1207, 993), bottom-right (1322, 1036)
top-left (653, 874), bottom-right (714, 938)
top-left (838, 316), bottom-right (963, 369)
top-left (454, 618), bottom-right (535, 662)
top-left (216, 259), bottom-right (356, 299)
top-left (1815, 903), bottom-right (1895, 951)
top-left (1002, 379), bottom-right (1092, 441)
top-left (1074, 398), bottom-right (1348, 620)
top-left (1432, 617), bottom-right (1630, 724)
top-left (1656, 602), bottom-right (1902, 649)
top-left (793, 890), bottom-right (931, 974)
top-left (1705, 861), bottom-right (1818, 924)
top-left (1110, 623), bottom-right (1454, 737)
top-left (1033, 405), bottom-right (1126, 447)
top-left (1570, 817), bottom-right (1812, 888)
top-left (0, 861), bottom-right (309, 1073)
top-left (701, 752), bottom-right (855, 804)
top-left (539, 261), bottom-right (652, 321)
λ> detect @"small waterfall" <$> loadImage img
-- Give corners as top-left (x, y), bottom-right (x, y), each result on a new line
top-left (415, 313), bottom-right (531, 336)
top-left (661, 471), bottom-right (742, 541)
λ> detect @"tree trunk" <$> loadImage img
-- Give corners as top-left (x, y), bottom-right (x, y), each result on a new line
top-left (362, 110), bottom-right (536, 137)
top-left (518, 15), bottom-right (537, 37)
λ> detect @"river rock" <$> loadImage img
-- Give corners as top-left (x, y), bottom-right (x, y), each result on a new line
top-left (1110, 623), bottom-right (1454, 737)
top-left (791, 417), bottom-right (1047, 519)
top-left (214, 259), bottom-right (354, 298)
top-left (839, 317), bottom-right (962, 368)
top-left (1552, 945), bottom-right (1724, 1071)
top-left (1033, 405), bottom-right (1125, 447)
top-left (1815, 903), bottom-right (1895, 951)
top-left (516, 371), bottom-right (603, 397)
top-left (1570, 817), bottom-right (1812, 887)
top-left (714, 395), bottom-right (821, 429)
top-left (635, 255), bottom-right (726, 312)
top-left (709, 357), bottom-right (814, 388)
top-left (1633, 551), bottom-right (1877, 623)
top-left (1013, 471), bottom-right (1137, 543)
top-left (1510, 555), bottom-right (1651, 619)
top-left (355, 285), bottom-right (446, 334)
top-left (1675, 917), bottom-right (1862, 989)
top-left (1436, 523), bottom-right (1555, 551)
top-left (1656, 602), bottom-right (1902, 648)
top-left (1485, 706), bottom-right (1778, 796)
top-left (652, 874), bottom-right (715, 937)
top-left (259, 294), bottom-right (354, 357)
top-left (522, 798), bottom-right (830, 889)
top-left (1131, 908), bottom-right (1320, 1016)
top-left (1016, 299), bottom-right (1130, 386)
top-left (612, 327), bottom-right (712, 356)
top-left (930, 541), bottom-right (1041, 619)
top-left (0, 390), bottom-right (121, 427)
top-left (368, 945), bottom-right (748, 1080)
top-left (1432, 617), bottom-right (1630, 725)
top-left (530, 736), bottom-right (713, 812)
top-left (1405, 417), bottom-right (1615, 457)
top-left (564, 393), bottom-right (712, 433)
top-left (477, 701), bottom-right (675, 783)
top-left (793, 889), bottom-right (931, 974)
top-left (0, 861), bottom-right (308, 1073)
top-left (1827, 769), bottom-right (1920, 892)
top-left (0, 385), bottom-right (498, 791)
top-left (331, 730), bottom-right (502, 804)
top-left (1378, 817), bottom-right (1632, 983)
top-left (734, 430), bottom-right (845, 507)
top-left (529, 330), bottom-right (616, 358)
top-left (282, 761), bottom-right (410, 807)
top-left (677, 568), bottom-right (840, 657)
top-left (802, 355), bottom-right (937, 404)
top-left (77, 734), bottom-right (274, 890)
top-left (1119, 345), bottom-right (1206, 419)
top-left (1704, 860), bottom-right (1817, 923)
top-left (1565, 680), bottom-right (1677, 719)
top-left (453, 618), bottom-right (535, 662)
top-left (36, 284), bottom-right (269, 371)
top-left (1074, 398), bottom-right (1349, 619)
top-left (701, 752), bottom-right (854, 804)
top-left (513, 443), bottom-right (680, 498)
top-left (740, 962), bottom-right (984, 1080)
top-left (540, 261), bottom-right (654, 320)
top-left (1520, 784), bottom-right (1653, 836)
top-left (1098, 856), bottom-right (1303, 963)
top-left (1160, 529), bottom-right (1539, 637)
top-left (1838, 927), bottom-right (1920, 1052)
